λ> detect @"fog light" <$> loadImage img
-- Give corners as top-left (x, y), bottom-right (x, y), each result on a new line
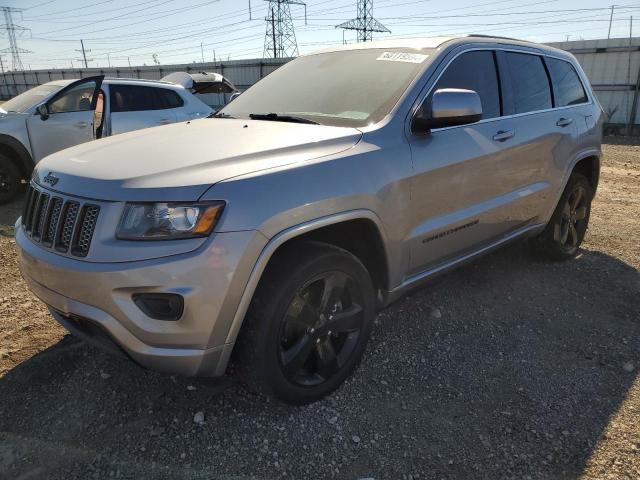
top-left (133, 293), bottom-right (184, 321)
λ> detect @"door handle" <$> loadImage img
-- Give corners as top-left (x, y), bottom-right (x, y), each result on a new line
top-left (492, 130), bottom-right (515, 142)
top-left (74, 121), bottom-right (88, 128)
top-left (157, 119), bottom-right (171, 125)
top-left (556, 117), bottom-right (573, 127)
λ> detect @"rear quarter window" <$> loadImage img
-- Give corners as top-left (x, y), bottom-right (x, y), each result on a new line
top-left (546, 58), bottom-right (588, 107)
top-left (504, 52), bottom-right (552, 114)
top-left (110, 85), bottom-right (184, 112)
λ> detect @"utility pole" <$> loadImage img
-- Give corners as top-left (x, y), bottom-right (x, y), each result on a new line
top-left (608, 5), bottom-right (616, 39)
top-left (337, 0), bottom-right (390, 43)
top-left (107, 53), bottom-right (111, 68)
top-left (75, 40), bottom-right (92, 68)
top-left (263, 0), bottom-right (306, 58)
top-left (0, 6), bottom-right (31, 71)
top-left (200, 42), bottom-right (204, 63)
top-left (127, 57), bottom-right (131, 68)
top-left (212, 49), bottom-right (216, 63)
top-left (0, 55), bottom-right (5, 76)
top-left (249, 0), bottom-right (252, 20)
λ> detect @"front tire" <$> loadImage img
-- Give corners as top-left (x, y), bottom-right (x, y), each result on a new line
top-left (531, 172), bottom-right (593, 261)
top-left (0, 157), bottom-right (22, 205)
top-left (233, 241), bottom-right (376, 405)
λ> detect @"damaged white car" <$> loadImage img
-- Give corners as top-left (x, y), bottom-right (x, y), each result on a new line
top-left (0, 72), bottom-right (236, 203)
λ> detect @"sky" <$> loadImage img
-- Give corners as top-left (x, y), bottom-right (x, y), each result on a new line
top-left (1, 0), bottom-right (638, 70)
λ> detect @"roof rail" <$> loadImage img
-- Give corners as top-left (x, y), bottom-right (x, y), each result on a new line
top-left (464, 33), bottom-right (528, 43)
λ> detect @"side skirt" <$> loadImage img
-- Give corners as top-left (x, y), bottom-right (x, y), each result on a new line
top-left (380, 222), bottom-right (545, 307)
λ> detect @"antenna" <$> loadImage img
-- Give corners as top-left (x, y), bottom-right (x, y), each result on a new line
top-left (0, 6), bottom-right (31, 71)
top-left (263, 0), bottom-right (306, 58)
top-left (336, 0), bottom-right (390, 43)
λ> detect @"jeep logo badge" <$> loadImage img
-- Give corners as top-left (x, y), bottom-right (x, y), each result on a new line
top-left (43, 172), bottom-right (59, 187)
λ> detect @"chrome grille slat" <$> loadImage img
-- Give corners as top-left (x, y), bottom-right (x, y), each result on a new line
top-left (22, 184), bottom-right (100, 258)
top-left (22, 186), bottom-right (36, 228)
top-left (33, 193), bottom-right (50, 241)
top-left (72, 205), bottom-right (100, 257)
top-left (56, 201), bottom-right (80, 253)
top-left (28, 191), bottom-right (42, 234)
top-left (43, 197), bottom-right (63, 246)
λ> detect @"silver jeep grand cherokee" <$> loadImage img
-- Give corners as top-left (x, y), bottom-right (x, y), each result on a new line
top-left (17, 36), bottom-right (603, 404)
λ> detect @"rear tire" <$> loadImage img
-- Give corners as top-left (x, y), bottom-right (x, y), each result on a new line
top-left (233, 241), bottom-right (376, 405)
top-left (0, 157), bottom-right (22, 205)
top-left (530, 172), bottom-right (592, 261)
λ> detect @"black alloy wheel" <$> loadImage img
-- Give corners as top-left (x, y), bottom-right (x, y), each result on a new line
top-left (278, 270), bottom-right (365, 387)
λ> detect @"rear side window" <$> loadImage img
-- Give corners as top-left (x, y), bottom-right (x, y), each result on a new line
top-left (546, 58), bottom-right (588, 107)
top-left (504, 52), bottom-right (552, 114)
top-left (156, 88), bottom-right (184, 108)
top-left (110, 85), bottom-right (184, 112)
top-left (433, 50), bottom-right (501, 119)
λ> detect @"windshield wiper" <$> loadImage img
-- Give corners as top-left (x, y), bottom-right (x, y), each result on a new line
top-left (209, 111), bottom-right (235, 119)
top-left (249, 113), bottom-right (319, 125)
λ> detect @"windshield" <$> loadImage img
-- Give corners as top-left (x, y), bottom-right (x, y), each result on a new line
top-left (1, 83), bottom-right (64, 113)
top-left (219, 48), bottom-right (433, 128)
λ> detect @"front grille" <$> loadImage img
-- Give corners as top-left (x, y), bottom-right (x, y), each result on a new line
top-left (22, 184), bottom-right (100, 258)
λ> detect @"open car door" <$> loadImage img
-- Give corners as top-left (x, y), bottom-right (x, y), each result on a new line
top-left (26, 75), bottom-right (104, 162)
top-left (161, 71), bottom-right (237, 94)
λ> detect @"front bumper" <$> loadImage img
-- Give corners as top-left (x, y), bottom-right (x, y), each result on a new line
top-left (16, 224), bottom-right (267, 377)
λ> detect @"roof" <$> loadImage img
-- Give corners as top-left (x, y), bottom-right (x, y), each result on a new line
top-left (308, 34), bottom-right (568, 57)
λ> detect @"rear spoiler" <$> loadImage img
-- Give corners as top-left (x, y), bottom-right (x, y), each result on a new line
top-left (161, 71), bottom-right (237, 94)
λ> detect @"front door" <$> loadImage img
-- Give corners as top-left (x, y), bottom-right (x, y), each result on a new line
top-left (407, 50), bottom-right (536, 276)
top-left (26, 76), bottom-right (104, 161)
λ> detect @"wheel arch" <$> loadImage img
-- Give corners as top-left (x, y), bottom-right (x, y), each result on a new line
top-left (572, 153), bottom-right (600, 192)
top-left (0, 134), bottom-right (34, 180)
top-left (217, 210), bottom-right (390, 375)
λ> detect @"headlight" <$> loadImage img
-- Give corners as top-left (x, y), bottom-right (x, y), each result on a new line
top-left (117, 201), bottom-right (225, 240)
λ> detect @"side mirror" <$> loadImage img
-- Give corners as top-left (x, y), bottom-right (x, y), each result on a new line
top-left (412, 88), bottom-right (483, 133)
top-left (36, 103), bottom-right (49, 121)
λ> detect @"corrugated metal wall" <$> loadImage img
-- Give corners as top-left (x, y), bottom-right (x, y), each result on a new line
top-left (0, 58), bottom-right (292, 108)
top-left (548, 37), bottom-right (640, 128)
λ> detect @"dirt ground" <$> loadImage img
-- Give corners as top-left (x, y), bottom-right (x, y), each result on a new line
top-left (0, 140), bottom-right (638, 480)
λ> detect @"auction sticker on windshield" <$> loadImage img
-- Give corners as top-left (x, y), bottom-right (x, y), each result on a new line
top-left (376, 52), bottom-right (429, 63)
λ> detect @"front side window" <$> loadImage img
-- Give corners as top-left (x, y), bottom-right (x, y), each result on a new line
top-left (546, 58), bottom-right (588, 107)
top-left (505, 52), bottom-right (552, 114)
top-left (110, 85), bottom-right (181, 112)
top-left (432, 50), bottom-right (501, 120)
top-left (49, 80), bottom-right (98, 114)
top-left (219, 48), bottom-right (434, 127)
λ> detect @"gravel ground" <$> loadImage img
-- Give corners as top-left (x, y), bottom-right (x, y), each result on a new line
top-left (0, 140), bottom-right (638, 480)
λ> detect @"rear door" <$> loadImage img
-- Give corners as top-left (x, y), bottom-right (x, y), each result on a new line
top-left (108, 84), bottom-right (180, 135)
top-left (497, 50), bottom-right (579, 224)
top-left (26, 76), bottom-right (103, 161)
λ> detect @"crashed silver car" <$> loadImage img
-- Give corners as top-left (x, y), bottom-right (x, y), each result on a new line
top-left (0, 72), bottom-right (236, 204)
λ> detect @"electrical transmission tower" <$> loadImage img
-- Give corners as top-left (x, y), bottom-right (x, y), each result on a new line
top-left (0, 6), bottom-right (31, 71)
top-left (337, 0), bottom-right (390, 42)
top-left (263, 0), bottom-right (306, 58)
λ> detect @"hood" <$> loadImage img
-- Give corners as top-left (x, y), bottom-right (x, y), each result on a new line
top-left (34, 118), bottom-right (362, 201)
